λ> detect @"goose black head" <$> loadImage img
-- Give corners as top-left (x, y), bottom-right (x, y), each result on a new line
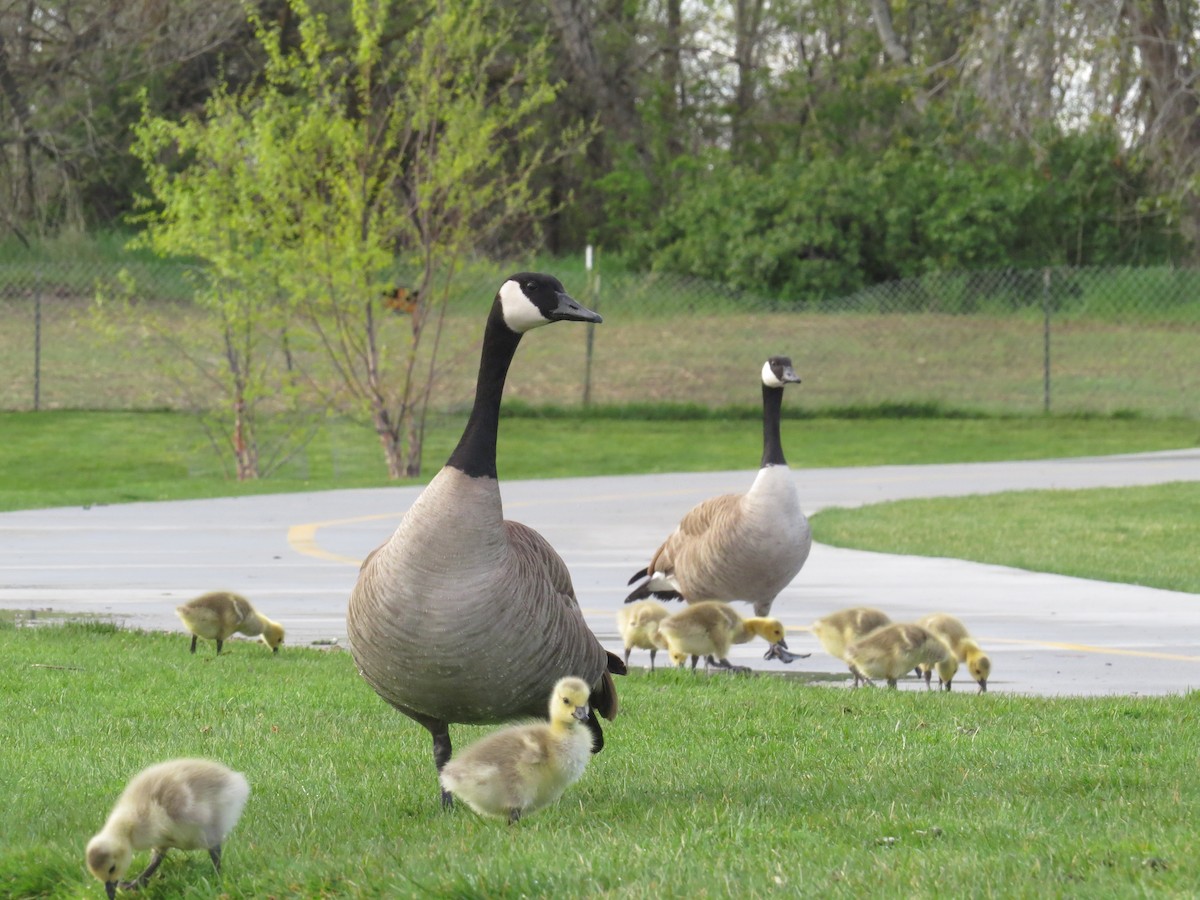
top-left (497, 273), bottom-right (602, 333)
top-left (762, 356), bottom-right (801, 387)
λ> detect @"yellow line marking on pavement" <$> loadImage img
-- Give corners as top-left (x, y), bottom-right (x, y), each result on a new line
top-left (985, 637), bottom-right (1200, 663)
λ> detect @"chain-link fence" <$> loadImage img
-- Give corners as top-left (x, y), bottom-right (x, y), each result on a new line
top-left (2, 260), bottom-right (1198, 418)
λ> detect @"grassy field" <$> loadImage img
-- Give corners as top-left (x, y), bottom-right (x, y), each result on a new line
top-left (3, 619), bottom-right (1197, 899)
top-left (813, 481), bottom-right (1200, 594)
top-left (3, 409), bottom-right (1198, 511)
top-left (3, 263), bottom-right (1199, 417)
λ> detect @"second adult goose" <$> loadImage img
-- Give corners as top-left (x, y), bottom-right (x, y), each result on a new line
top-left (624, 356), bottom-right (810, 658)
top-left (346, 273), bottom-right (624, 807)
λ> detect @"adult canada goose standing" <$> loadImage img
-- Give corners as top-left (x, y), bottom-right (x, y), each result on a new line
top-left (624, 356), bottom-right (810, 660)
top-left (85, 758), bottom-right (249, 899)
top-left (347, 273), bottom-right (624, 807)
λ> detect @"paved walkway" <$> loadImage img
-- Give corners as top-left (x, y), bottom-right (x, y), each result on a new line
top-left (2, 448), bottom-right (1198, 696)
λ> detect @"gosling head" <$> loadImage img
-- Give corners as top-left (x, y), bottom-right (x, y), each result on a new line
top-left (668, 649), bottom-right (690, 668)
top-left (85, 834), bottom-right (131, 899)
top-left (762, 356), bottom-right (802, 388)
top-left (549, 676), bottom-right (592, 727)
top-left (497, 273), bottom-right (602, 334)
top-left (967, 650), bottom-right (991, 693)
top-left (748, 617), bottom-right (788, 649)
top-left (261, 620), bottom-right (285, 653)
top-left (936, 654), bottom-right (960, 691)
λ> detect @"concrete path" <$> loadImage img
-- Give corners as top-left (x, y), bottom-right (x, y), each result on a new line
top-left (2, 448), bottom-right (1198, 697)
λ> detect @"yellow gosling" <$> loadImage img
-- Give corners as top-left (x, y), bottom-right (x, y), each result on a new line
top-left (175, 591), bottom-right (284, 655)
top-left (616, 600), bottom-right (672, 671)
top-left (917, 613), bottom-right (992, 692)
top-left (85, 758), bottom-right (249, 899)
top-left (810, 607), bottom-right (892, 686)
top-left (656, 600), bottom-right (788, 674)
top-left (439, 677), bottom-right (595, 823)
top-left (844, 623), bottom-right (958, 690)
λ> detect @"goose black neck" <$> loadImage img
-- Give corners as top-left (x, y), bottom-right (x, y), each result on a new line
top-left (760, 384), bottom-right (788, 468)
top-left (447, 301), bottom-right (521, 479)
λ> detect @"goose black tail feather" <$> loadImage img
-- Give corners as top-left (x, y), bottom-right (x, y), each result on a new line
top-left (627, 567), bottom-right (648, 586)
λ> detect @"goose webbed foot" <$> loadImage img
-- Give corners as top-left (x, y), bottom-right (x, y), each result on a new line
top-left (706, 656), bottom-right (752, 674)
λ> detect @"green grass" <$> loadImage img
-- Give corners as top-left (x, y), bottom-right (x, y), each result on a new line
top-left (811, 482), bottom-right (1200, 594)
top-left (3, 621), bottom-right (1197, 898)
top-left (2, 409), bottom-right (1198, 512)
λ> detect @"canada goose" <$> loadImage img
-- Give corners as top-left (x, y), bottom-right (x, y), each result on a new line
top-left (811, 607), bottom-right (893, 686)
top-left (439, 676), bottom-right (595, 823)
top-left (85, 758), bottom-right (249, 899)
top-left (175, 591), bottom-right (284, 655)
top-left (616, 600), bottom-right (671, 671)
top-left (346, 273), bottom-right (624, 807)
top-left (844, 623), bottom-right (958, 690)
top-left (917, 613), bottom-right (991, 692)
top-left (624, 356), bottom-right (811, 658)
top-left (656, 600), bottom-right (789, 674)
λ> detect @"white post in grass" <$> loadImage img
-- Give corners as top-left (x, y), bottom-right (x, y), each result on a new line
top-left (583, 245), bottom-right (599, 407)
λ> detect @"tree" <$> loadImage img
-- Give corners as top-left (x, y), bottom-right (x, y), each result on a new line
top-left (0, 0), bottom-right (248, 241)
top-left (133, 0), bottom-right (583, 479)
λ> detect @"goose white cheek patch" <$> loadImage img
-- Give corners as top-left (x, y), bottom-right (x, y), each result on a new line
top-left (498, 280), bottom-right (550, 333)
top-left (761, 360), bottom-right (785, 387)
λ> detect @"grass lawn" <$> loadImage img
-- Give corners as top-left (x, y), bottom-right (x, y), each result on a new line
top-left (810, 481), bottom-right (1200, 595)
top-left (3, 620), bottom-right (1197, 898)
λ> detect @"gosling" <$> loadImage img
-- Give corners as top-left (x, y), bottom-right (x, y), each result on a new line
top-left (811, 607), bottom-right (893, 686)
top-left (917, 612), bottom-right (992, 692)
top-left (85, 758), bottom-right (250, 899)
top-left (616, 600), bottom-right (671, 671)
top-left (656, 600), bottom-right (791, 674)
top-left (175, 591), bottom-right (284, 655)
top-left (844, 623), bottom-right (958, 690)
top-left (439, 676), bottom-right (595, 823)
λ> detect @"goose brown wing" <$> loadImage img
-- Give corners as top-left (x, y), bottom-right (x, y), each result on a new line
top-left (503, 520), bottom-right (578, 609)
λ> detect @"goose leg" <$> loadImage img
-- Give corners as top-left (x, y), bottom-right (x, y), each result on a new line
top-left (623, 647), bottom-right (631, 668)
top-left (886, 678), bottom-right (899, 689)
top-left (215, 638), bottom-right (223, 655)
top-left (119, 848), bottom-right (166, 890)
top-left (430, 723), bottom-right (454, 809)
top-left (508, 808), bottom-right (522, 824)
top-left (648, 648), bottom-right (657, 672)
top-left (189, 635), bottom-right (197, 654)
top-left (583, 712), bottom-right (605, 753)
top-left (208, 844), bottom-right (222, 873)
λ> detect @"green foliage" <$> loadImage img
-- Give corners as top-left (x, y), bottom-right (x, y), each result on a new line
top-left (3, 625), bottom-right (1198, 897)
top-left (127, 0), bottom-right (581, 480)
top-left (642, 121), bottom-right (1181, 302)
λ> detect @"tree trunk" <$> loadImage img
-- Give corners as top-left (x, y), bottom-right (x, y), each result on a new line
top-left (1124, 0), bottom-right (1200, 251)
top-left (545, 0), bottom-right (648, 164)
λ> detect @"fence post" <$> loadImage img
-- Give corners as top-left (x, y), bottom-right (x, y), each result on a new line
top-left (582, 245), bottom-right (599, 407)
top-left (34, 265), bottom-right (42, 412)
top-left (1042, 266), bottom-right (1051, 414)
